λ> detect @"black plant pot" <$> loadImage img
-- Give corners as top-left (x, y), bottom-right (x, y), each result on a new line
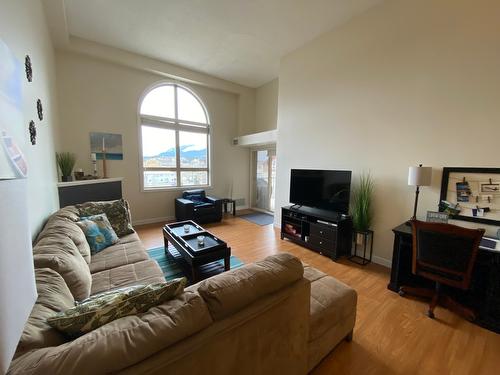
top-left (61, 175), bottom-right (73, 182)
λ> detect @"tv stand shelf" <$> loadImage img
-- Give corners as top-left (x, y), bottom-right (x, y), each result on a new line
top-left (281, 206), bottom-right (353, 260)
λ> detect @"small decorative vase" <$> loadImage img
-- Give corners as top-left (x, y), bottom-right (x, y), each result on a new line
top-left (61, 175), bottom-right (73, 182)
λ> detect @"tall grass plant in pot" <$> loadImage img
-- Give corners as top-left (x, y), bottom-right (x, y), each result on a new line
top-left (56, 152), bottom-right (76, 182)
top-left (351, 172), bottom-right (374, 245)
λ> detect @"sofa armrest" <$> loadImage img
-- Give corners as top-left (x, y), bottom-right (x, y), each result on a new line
top-left (175, 198), bottom-right (194, 221)
top-left (8, 292), bottom-right (212, 375)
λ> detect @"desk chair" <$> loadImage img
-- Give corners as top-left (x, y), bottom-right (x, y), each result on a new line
top-left (399, 220), bottom-right (484, 320)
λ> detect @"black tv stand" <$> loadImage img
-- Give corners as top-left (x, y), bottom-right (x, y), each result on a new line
top-left (280, 206), bottom-right (353, 260)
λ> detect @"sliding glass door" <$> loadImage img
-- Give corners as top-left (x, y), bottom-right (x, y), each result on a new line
top-left (252, 148), bottom-right (276, 213)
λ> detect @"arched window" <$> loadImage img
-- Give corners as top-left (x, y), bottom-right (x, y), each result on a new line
top-left (139, 83), bottom-right (210, 189)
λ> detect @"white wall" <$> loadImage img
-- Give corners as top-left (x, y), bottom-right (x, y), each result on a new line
top-left (56, 51), bottom-right (250, 223)
top-left (0, 0), bottom-right (60, 237)
top-left (275, 0), bottom-right (500, 264)
top-left (255, 78), bottom-right (279, 132)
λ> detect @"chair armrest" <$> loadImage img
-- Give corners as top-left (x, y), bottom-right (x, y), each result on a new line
top-left (206, 196), bottom-right (223, 211)
top-left (205, 196), bottom-right (222, 204)
top-left (175, 198), bottom-right (194, 221)
top-left (176, 198), bottom-right (194, 205)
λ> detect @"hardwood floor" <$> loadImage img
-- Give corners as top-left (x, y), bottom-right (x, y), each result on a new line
top-left (136, 213), bottom-right (500, 375)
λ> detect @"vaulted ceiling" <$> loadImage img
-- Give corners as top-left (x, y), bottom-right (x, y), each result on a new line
top-left (60, 0), bottom-right (384, 87)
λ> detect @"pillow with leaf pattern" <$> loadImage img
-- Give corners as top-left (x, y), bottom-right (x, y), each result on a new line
top-left (47, 278), bottom-right (187, 338)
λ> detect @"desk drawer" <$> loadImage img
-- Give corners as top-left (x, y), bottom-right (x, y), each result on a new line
top-left (310, 223), bottom-right (337, 242)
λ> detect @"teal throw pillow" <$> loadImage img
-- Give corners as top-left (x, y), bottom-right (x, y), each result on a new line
top-left (76, 213), bottom-right (119, 253)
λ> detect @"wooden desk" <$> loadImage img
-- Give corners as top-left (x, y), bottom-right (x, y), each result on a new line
top-left (389, 223), bottom-right (500, 333)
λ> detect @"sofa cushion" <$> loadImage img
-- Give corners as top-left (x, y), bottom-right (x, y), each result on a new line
top-left (76, 199), bottom-right (134, 237)
top-left (48, 278), bottom-right (187, 338)
top-left (91, 259), bottom-right (166, 295)
top-left (303, 265), bottom-right (357, 341)
top-left (197, 253), bottom-right (304, 321)
top-left (9, 291), bottom-right (213, 374)
top-left (76, 213), bottom-right (119, 253)
top-left (15, 268), bottom-right (74, 358)
top-left (36, 215), bottom-right (91, 265)
top-left (33, 236), bottom-right (92, 301)
top-left (89, 239), bottom-right (149, 274)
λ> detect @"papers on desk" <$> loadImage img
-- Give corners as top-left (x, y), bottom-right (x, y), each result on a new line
top-left (480, 237), bottom-right (500, 252)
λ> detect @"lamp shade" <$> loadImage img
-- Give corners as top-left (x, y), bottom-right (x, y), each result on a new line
top-left (408, 166), bottom-right (432, 186)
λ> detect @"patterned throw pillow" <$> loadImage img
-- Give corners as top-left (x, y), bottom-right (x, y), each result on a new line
top-left (76, 199), bottom-right (134, 237)
top-left (47, 278), bottom-right (187, 338)
top-left (76, 214), bottom-right (119, 253)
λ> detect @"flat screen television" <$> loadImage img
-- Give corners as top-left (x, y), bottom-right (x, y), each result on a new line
top-left (289, 169), bottom-right (352, 214)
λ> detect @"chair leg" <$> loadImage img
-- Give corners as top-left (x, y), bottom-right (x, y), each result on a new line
top-left (427, 282), bottom-right (441, 319)
top-left (399, 286), bottom-right (434, 299)
top-left (440, 295), bottom-right (476, 321)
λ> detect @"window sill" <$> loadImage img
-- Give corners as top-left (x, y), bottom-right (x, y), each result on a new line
top-left (142, 185), bottom-right (211, 193)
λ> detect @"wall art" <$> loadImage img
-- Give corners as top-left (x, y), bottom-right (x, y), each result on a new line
top-left (439, 167), bottom-right (500, 226)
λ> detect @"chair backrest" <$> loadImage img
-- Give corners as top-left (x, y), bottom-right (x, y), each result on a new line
top-left (183, 189), bottom-right (206, 201)
top-left (411, 220), bottom-right (484, 290)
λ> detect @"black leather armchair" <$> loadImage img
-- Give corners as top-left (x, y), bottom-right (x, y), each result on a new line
top-left (175, 189), bottom-right (223, 224)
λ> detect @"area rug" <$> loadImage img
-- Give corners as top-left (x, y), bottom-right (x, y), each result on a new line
top-left (239, 212), bottom-right (274, 226)
top-left (147, 245), bottom-right (244, 284)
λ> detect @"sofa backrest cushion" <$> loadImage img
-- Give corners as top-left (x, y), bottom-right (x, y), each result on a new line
top-left (33, 235), bottom-right (92, 301)
top-left (15, 268), bottom-right (74, 359)
top-left (36, 209), bottom-right (91, 265)
top-left (76, 199), bottom-right (134, 237)
top-left (197, 253), bottom-right (304, 321)
top-left (9, 291), bottom-right (213, 374)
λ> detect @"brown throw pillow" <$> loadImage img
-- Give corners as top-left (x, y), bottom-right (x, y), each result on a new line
top-left (76, 199), bottom-right (134, 237)
top-left (47, 278), bottom-right (187, 338)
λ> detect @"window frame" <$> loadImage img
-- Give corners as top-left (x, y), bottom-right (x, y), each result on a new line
top-left (138, 82), bottom-right (211, 192)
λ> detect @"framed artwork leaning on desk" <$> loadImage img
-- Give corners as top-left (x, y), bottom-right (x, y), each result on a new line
top-left (439, 167), bottom-right (500, 226)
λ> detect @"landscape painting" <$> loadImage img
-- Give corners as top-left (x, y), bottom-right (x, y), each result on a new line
top-left (0, 38), bottom-right (27, 179)
top-left (90, 132), bottom-right (123, 160)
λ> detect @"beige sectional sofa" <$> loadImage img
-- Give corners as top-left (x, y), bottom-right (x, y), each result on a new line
top-left (8, 205), bottom-right (357, 374)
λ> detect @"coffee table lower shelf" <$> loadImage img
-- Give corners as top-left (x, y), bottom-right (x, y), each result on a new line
top-left (164, 245), bottom-right (230, 283)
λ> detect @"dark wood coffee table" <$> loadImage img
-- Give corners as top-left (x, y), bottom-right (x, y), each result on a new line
top-left (163, 220), bottom-right (231, 282)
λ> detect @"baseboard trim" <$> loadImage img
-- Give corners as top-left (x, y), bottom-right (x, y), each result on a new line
top-left (372, 256), bottom-right (392, 268)
top-left (133, 208), bottom-right (250, 225)
top-left (133, 216), bottom-right (175, 226)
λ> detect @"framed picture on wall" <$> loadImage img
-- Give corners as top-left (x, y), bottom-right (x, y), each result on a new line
top-left (439, 167), bottom-right (500, 226)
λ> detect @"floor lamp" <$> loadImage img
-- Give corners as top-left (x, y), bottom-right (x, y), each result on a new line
top-left (408, 164), bottom-right (432, 222)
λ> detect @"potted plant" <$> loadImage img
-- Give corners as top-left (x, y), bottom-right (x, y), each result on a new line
top-left (351, 172), bottom-right (374, 245)
top-left (56, 152), bottom-right (77, 182)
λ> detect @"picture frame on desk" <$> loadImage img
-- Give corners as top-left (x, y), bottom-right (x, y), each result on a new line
top-left (439, 167), bottom-right (500, 226)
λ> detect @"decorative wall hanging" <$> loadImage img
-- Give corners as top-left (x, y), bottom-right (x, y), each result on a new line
top-left (439, 167), bottom-right (500, 226)
top-left (25, 55), bottom-right (32, 82)
top-left (36, 99), bottom-right (43, 121)
top-left (28, 121), bottom-right (36, 145)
